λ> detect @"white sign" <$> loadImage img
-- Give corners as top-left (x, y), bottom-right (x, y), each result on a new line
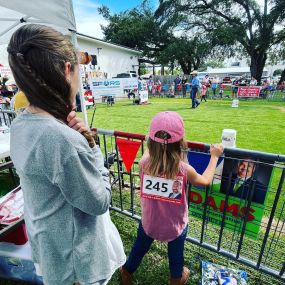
top-left (141, 175), bottom-right (184, 205)
top-left (121, 78), bottom-right (138, 90)
top-left (139, 90), bottom-right (148, 103)
top-left (90, 78), bottom-right (122, 98)
top-left (221, 129), bottom-right (237, 148)
top-left (0, 66), bottom-right (12, 77)
top-left (90, 78), bottom-right (138, 99)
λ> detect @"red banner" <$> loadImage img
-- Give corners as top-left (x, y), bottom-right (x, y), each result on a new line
top-left (237, 86), bottom-right (261, 97)
top-left (116, 138), bottom-right (141, 172)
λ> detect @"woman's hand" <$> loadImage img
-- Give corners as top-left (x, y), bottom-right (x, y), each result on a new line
top-left (210, 144), bottom-right (224, 158)
top-left (67, 111), bottom-right (88, 133)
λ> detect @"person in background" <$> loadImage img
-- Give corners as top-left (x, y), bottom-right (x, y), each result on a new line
top-left (249, 77), bottom-right (257, 86)
top-left (211, 76), bottom-right (218, 98)
top-left (232, 78), bottom-right (239, 98)
top-left (138, 77), bottom-right (143, 91)
top-left (174, 75), bottom-right (181, 96)
top-left (147, 76), bottom-right (154, 95)
top-left (181, 75), bottom-right (187, 98)
top-left (202, 74), bottom-right (210, 98)
top-left (156, 79), bottom-right (162, 96)
top-left (279, 80), bottom-right (285, 93)
top-left (201, 83), bottom-right (207, 102)
top-left (120, 112), bottom-right (224, 285)
top-left (7, 24), bottom-right (125, 285)
top-left (219, 84), bottom-right (224, 98)
top-left (190, 70), bottom-right (200, 108)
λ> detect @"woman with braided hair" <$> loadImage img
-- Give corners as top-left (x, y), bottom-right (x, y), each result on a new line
top-left (7, 24), bottom-right (126, 285)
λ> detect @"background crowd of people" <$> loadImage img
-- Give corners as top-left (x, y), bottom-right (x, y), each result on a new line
top-left (0, 75), bottom-right (18, 110)
top-left (144, 73), bottom-right (285, 100)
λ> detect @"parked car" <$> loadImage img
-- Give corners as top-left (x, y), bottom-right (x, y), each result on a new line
top-left (222, 77), bottom-right (232, 84)
top-left (114, 72), bottom-right (137, 78)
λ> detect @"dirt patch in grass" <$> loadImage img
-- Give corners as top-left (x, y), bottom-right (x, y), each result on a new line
top-left (262, 216), bottom-right (285, 234)
top-left (271, 106), bottom-right (285, 112)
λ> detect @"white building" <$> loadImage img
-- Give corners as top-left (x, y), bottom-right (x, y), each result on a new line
top-left (76, 33), bottom-right (141, 79)
top-left (224, 57), bottom-right (285, 78)
top-left (199, 66), bottom-right (269, 79)
top-left (0, 33), bottom-right (141, 80)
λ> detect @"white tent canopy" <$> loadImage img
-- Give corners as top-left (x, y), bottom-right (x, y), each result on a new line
top-left (0, 0), bottom-right (76, 43)
top-left (0, 0), bottom-right (88, 124)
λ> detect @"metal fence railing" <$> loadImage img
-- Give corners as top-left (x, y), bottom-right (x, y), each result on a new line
top-left (146, 83), bottom-right (285, 101)
top-left (92, 127), bottom-right (285, 283)
top-left (0, 110), bottom-right (16, 127)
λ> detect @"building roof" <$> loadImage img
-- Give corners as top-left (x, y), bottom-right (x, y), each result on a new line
top-left (202, 66), bottom-right (268, 74)
top-left (76, 33), bottom-right (141, 55)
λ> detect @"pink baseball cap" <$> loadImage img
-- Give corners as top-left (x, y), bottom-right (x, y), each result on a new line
top-left (149, 111), bottom-right (185, 144)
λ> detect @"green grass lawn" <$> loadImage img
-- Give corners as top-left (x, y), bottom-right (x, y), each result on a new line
top-left (87, 97), bottom-right (285, 154)
top-left (1, 98), bottom-right (285, 285)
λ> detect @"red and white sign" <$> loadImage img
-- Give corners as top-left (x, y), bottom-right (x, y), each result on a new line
top-left (0, 66), bottom-right (12, 78)
top-left (141, 174), bottom-right (184, 205)
top-left (237, 86), bottom-right (261, 97)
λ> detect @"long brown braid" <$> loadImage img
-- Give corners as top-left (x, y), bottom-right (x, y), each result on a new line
top-left (7, 24), bottom-right (94, 147)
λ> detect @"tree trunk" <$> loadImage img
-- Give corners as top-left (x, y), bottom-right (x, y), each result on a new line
top-left (161, 64), bottom-right (165, 76)
top-left (179, 61), bottom-right (192, 75)
top-left (250, 50), bottom-right (267, 84)
top-left (278, 69), bottom-right (285, 84)
top-left (193, 58), bottom-right (201, 71)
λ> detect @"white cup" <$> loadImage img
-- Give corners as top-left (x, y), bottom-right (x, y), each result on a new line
top-left (221, 129), bottom-right (237, 148)
top-left (231, 99), bottom-right (239, 108)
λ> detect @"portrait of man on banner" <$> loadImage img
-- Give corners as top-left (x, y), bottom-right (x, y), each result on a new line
top-left (220, 157), bottom-right (273, 205)
top-left (168, 180), bottom-right (182, 199)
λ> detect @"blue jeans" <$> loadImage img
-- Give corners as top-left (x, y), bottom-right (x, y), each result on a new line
top-left (191, 87), bottom-right (199, 108)
top-left (124, 222), bottom-right (188, 278)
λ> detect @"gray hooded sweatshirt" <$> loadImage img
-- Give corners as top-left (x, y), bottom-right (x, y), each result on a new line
top-left (10, 112), bottom-right (126, 285)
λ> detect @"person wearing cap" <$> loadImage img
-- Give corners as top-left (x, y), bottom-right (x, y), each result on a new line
top-left (190, 70), bottom-right (200, 108)
top-left (120, 111), bottom-right (224, 285)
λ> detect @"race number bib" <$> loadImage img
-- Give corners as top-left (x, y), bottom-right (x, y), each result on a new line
top-left (141, 175), bottom-right (184, 204)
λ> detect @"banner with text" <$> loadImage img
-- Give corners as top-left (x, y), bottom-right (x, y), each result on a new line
top-left (237, 86), bottom-right (261, 97)
top-left (90, 78), bottom-right (138, 98)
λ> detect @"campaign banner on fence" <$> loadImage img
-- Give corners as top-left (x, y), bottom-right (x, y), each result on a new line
top-left (187, 151), bottom-right (273, 239)
top-left (237, 86), bottom-right (261, 97)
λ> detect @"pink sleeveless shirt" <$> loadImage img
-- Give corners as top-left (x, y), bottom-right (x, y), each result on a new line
top-left (140, 157), bottom-right (189, 242)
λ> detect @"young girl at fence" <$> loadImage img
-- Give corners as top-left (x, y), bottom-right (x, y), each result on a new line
top-left (7, 24), bottom-right (125, 285)
top-left (120, 111), bottom-right (224, 285)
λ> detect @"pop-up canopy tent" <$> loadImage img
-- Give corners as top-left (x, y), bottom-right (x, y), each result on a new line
top-left (0, 0), bottom-right (88, 124)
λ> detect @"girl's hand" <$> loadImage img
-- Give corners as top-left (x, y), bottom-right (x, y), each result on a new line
top-left (67, 111), bottom-right (88, 133)
top-left (210, 144), bottom-right (224, 158)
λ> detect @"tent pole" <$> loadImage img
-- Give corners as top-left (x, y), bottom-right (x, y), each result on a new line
top-left (70, 30), bottom-right (88, 126)
top-left (0, 16), bottom-right (29, 37)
